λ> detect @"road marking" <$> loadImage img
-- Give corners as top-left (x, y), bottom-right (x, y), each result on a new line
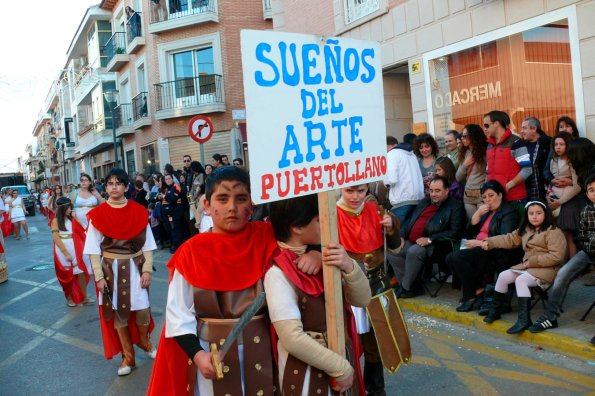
top-left (9, 277), bottom-right (63, 292)
top-left (52, 332), bottom-right (103, 356)
top-left (0, 287), bottom-right (41, 310)
top-left (0, 336), bottom-right (45, 371)
top-left (0, 313), bottom-right (45, 333)
top-left (50, 306), bottom-right (86, 330)
top-left (410, 355), bottom-right (441, 368)
top-left (423, 339), bottom-right (501, 395)
top-left (410, 323), bottom-right (595, 390)
top-left (476, 366), bottom-right (584, 392)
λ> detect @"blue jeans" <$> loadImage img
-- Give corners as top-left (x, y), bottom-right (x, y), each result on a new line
top-left (542, 250), bottom-right (594, 320)
top-left (391, 205), bottom-right (416, 228)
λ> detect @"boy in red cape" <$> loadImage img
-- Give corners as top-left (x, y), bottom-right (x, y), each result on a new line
top-left (84, 168), bottom-right (157, 377)
top-left (147, 166), bottom-right (321, 396)
top-left (265, 195), bottom-right (370, 395)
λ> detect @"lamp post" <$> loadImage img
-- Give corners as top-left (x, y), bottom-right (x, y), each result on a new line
top-left (103, 89), bottom-right (120, 168)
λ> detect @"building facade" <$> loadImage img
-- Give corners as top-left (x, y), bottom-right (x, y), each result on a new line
top-left (272, 0), bottom-right (595, 142)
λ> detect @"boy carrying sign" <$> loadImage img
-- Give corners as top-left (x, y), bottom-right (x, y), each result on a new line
top-left (266, 195), bottom-right (371, 395)
top-left (147, 167), bottom-right (321, 395)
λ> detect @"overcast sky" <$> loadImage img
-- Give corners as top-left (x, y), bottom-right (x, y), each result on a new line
top-left (0, 0), bottom-right (99, 174)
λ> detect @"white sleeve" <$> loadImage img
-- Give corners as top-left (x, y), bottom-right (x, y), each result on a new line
top-left (142, 223), bottom-right (157, 251)
top-left (83, 221), bottom-right (103, 255)
top-left (264, 267), bottom-right (301, 323)
top-left (165, 269), bottom-right (198, 338)
top-left (384, 150), bottom-right (398, 186)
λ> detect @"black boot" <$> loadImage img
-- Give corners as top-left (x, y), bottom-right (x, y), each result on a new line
top-left (364, 361), bottom-right (386, 396)
top-left (507, 297), bottom-right (532, 334)
top-left (484, 291), bottom-right (506, 324)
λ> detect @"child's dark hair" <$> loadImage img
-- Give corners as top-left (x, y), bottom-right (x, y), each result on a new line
top-left (106, 168), bottom-right (129, 186)
top-left (435, 157), bottom-right (456, 185)
top-left (205, 166), bottom-right (251, 201)
top-left (585, 173), bottom-right (595, 191)
top-left (269, 194), bottom-right (319, 243)
top-left (55, 197), bottom-right (73, 231)
top-left (519, 200), bottom-right (556, 236)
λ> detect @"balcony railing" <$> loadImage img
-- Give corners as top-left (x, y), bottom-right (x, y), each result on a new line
top-left (149, 0), bottom-right (215, 24)
top-left (344, 0), bottom-right (380, 24)
top-left (104, 32), bottom-right (127, 64)
top-left (132, 92), bottom-right (149, 121)
top-left (114, 104), bottom-right (133, 130)
top-left (127, 12), bottom-right (142, 43)
top-left (154, 74), bottom-right (223, 111)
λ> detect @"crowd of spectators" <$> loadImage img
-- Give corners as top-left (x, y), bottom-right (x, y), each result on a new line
top-left (383, 111), bottom-right (594, 343)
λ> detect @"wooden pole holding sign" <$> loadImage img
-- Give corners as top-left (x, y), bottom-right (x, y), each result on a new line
top-left (317, 191), bottom-right (345, 357)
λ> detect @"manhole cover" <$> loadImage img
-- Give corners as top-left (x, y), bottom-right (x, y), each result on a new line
top-left (28, 264), bottom-right (54, 271)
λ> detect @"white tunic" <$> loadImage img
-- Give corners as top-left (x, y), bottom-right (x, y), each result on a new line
top-left (55, 219), bottom-right (83, 275)
top-left (9, 197), bottom-right (26, 223)
top-left (73, 193), bottom-right (99, 229)
top-left (83, 220), bottom-right (157, 311)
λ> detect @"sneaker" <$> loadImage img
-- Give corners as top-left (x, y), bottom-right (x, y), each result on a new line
top-left (528, 317), bottom-right (558, 333)
top-left (145, 347), bottom-right (157, 359)
top-left (118, 364), bottom-right (133, 376)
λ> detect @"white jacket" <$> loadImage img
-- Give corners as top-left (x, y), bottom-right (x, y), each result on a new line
top-left (383, 148), bottom-right (424, 207)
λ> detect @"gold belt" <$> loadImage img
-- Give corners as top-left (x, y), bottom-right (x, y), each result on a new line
top-left (75, 205), bottom-right (96, 208)
top-left (12, 205), bottom-right (22, 208)
top-left (103, 250), bottom-right (143, 260)
top-left (58, 234), bottom-right (73, 239)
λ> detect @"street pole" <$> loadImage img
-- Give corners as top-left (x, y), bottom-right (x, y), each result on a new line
top-left (111, 101), bottom-right (118, 169)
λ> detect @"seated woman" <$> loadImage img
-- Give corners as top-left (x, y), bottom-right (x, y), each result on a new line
top-left (446, 180), bottom-right (520, 312)
top-left (265, 194), bottom-right (371, 395)
top-left (482, 201), bottom-right (567, 334)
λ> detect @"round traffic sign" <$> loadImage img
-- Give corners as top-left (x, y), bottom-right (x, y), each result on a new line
top-left (188, 115), bottom-right (214, 143)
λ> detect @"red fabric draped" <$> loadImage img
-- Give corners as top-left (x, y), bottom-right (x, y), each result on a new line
top-left (2, 213), bottom-right (14, 237)
top-left (87, 201), bottom-right (148, 240)
top-left (270, 248), bottom-right (324, 297)
top-left (337, 202), bottom-right (384, 254)
top-left (97, 308), bottom-right (155, 359)
top-left (53, 219), bottom-right (89, 304)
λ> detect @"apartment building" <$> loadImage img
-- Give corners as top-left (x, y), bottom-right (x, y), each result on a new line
top-left (97, 0), bottom-right (273, 176)
top-left (272, 0), bottom-right (595, 142)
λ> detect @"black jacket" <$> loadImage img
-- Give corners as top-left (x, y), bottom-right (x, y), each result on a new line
top-left (465, 202), bottom-right (519, 239)
top-left (526, 131), bottom-right (551, 200)
top-left (402, 196), bottom-right (466, 256)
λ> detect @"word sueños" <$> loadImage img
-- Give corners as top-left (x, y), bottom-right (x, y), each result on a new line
top-left (253, 39), bottom-right (377, 173)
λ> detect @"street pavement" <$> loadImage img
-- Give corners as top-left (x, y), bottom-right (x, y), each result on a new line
top-left (1, 213), bottom-right (594, 395)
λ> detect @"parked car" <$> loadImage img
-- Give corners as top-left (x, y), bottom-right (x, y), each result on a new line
top-left (1, 185), bottom-right (36, 216)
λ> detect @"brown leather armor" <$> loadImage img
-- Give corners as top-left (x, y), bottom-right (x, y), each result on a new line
top-left (191, 281), bottom-right (276, 396)
top-left (282, 289), bottom-right (362, 396)
top-left (101, 230), bottom-right (147, 322)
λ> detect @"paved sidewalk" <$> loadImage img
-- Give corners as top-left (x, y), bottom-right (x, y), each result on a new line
top-left (398, 273), bottom-right (595, 361)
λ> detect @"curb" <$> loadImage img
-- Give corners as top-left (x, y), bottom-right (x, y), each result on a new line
top-left (399, 298), bottom-right (595, 361)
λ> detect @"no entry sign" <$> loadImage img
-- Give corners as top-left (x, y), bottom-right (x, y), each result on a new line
top-left (188, 115), bottom-right (214, 143)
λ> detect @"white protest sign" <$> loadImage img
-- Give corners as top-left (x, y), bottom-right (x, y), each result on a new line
top-left (241, 30), bottom-right (387, 204)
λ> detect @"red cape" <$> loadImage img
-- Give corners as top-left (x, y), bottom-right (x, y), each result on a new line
top-left (53, 218), bottom-right (89, 304)
top-left (2, 213), bottom-right (14, 237)
top-left (87, 200), bottom-right (148, 240)
top-left (337, 202), bottom-right (384, 254)
top-left (147, 222), bottom-right (277, 396)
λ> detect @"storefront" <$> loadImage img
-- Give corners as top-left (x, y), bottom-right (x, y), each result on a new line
top-left (423, 7), bottom-right (584, 138)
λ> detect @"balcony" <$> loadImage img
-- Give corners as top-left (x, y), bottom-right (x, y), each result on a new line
top-left (149, 0), bottom-right (218, 34)
top-left (114, 103), bottom-right (134, 137)
top-left (77, 117), bottom-right (115, 156)
top-left (344, 0), bottom-right (380, 25)
top-left (132, 92), bottom-right (151, 129)
top-left (154, 74), bottom-right (225, 120)
top-left (263, 0), bottom-right (272, 19)
top-left (104, 32), bottom-right (129, 72)
top-left (126, 12), bottom-right (145, 54)
top-left (73, 66), bottom-right (100, 107)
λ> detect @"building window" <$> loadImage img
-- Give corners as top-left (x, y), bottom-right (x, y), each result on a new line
top-left (126, 149), bottom-right (136, 176)
top-left (344, 0), bottom-right (380, 25)
top-left (427, 19), bottom-right (574, 137)
top-left (172, 47), bottom-right (215, 99)
top-left (141, 143), bottom-right (159, 177)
